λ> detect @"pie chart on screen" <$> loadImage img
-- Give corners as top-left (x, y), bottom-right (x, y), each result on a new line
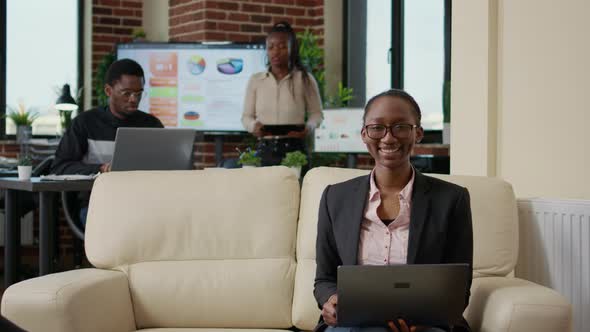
top-left (217, 58), bottom-right (243, 75)
top-left (187, 55), bottom-right (206, 75)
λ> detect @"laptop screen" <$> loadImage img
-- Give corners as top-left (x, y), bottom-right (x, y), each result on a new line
top-left (336, 264), bottom-right (470, 327)
top-left (110, 128), bottom-right (196, 171)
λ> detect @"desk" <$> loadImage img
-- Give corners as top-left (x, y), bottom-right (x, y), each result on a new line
top-left (0, 177), bottom-right (94, 288)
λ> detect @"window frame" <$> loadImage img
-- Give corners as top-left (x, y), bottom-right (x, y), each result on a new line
top-left (0, 0), bottom-right (84, 139)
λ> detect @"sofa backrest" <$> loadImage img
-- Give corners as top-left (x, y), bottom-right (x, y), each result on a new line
top-left (85, 167), bottom-right (300, 329)
top-left (292, 167), bottom-right (519, 330)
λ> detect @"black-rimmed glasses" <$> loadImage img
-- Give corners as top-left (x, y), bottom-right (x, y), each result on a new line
top-left (364, 124), bottom-right (418, 139)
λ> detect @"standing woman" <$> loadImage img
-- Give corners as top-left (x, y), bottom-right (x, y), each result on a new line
top-left (314, 89), bottom-right (473, 332)
top-left (241, 21), bottom-right (323, 166)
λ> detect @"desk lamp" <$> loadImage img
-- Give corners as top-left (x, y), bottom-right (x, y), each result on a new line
top-left (55, 84), bottom-right (79, 134)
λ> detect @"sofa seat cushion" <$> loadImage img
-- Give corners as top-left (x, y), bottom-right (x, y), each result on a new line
top-left (127, 259), bottom-right (296, 329)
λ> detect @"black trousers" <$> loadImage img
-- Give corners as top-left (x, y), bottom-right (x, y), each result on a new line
top-left (256, 137), bottom-right (306, 166)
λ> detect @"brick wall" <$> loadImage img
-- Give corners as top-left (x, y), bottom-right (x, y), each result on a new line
top-left (0, 142), bottom-right (19, 159)
top-left (169, 0), bottom-right (324, 43)
top-left (92, 0), bottom-right (143, 104)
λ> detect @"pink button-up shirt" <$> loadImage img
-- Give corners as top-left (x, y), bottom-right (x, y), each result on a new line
top-left (358, 169), bottom-right (415, 265)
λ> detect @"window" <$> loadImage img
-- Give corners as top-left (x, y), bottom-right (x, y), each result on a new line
top-left (348, 0), bottom-right (450, 133)
top-left (365, 0), bottom-right (392, 100)
top-left (4, 0), bottom-right (80, 136)
top-left (403, 0), bottom-right (445, 130)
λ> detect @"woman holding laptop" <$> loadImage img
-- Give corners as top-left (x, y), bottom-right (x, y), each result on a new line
top-left (241, 21), bottom-right (323, 166)
top-left (314, 89), bottom-right (473, 332)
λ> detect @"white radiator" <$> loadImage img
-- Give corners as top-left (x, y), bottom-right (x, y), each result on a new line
top-left (516, 198), bottom-right (590, 332)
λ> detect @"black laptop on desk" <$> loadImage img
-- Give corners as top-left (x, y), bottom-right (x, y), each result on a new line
top-left (337, 264), bottom-right (470, 328)
top-left (110, 128), bottom-right (196, 171)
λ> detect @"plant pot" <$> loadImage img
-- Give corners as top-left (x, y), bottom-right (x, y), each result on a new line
top-left (16, 125), bottom-right (32, 144)
top-left (18, 165), bottom-right (32, 180)
top-left (289, 166), bottom-right (302, 178)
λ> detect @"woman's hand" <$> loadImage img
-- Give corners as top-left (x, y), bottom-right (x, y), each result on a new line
top-left (388, 319), bottom-right (429, 332)
top-left (99, 163), bottom-right (111, 173)
top-left (287, 127), bottom-right (308, 138)
top-left (322, 294), bottom-right (338, 326)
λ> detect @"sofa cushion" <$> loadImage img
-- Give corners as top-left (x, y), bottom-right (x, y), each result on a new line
top-left (293, 167), bottom-right (368, 330)
top-left (292, 167), bottom-right (518, 330)
top-left (86, 167), bottom-right (300, 329)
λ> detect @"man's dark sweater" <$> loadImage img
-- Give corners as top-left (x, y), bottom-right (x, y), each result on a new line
top-left (51, 107), bottom-right (163, 175)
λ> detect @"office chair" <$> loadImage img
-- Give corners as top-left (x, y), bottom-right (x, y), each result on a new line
top-left (32, 155), bottom-right (55, 177)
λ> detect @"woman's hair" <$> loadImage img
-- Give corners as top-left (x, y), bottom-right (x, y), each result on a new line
top-left (267, 21), bottom-right (310, 87)
top-left (363, 89), bottom-right (422, 125)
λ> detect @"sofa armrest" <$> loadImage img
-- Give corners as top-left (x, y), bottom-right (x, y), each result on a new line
top-left (1, 268), bottom-right (136, 332)
top-left (465, 276), bottom-right (572, 332)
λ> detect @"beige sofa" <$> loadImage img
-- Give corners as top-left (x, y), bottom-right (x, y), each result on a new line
top-left (1, 167), bottom-right (572, 332)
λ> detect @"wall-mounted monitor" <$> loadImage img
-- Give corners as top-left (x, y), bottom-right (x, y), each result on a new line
top-left (314, 108), bottom-right (367, 153)
top-left (117, 42), bottom-right (267, 132)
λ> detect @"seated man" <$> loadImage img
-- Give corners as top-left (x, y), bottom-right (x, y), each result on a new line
top-left (51, 58), bottom-right (163, 174)
top-left (51, 58), bottom-right (163, 225)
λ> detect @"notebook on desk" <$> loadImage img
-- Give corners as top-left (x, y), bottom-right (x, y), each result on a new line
top-left (336, 263), bottom-right (470, 328)
top-left (110, 128), bottom-right (196, 172)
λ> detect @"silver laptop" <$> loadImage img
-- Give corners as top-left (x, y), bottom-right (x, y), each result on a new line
top-left (337, 264), bottom-right (470, 328)
top-left (110, 128), bottom-right (196, 171)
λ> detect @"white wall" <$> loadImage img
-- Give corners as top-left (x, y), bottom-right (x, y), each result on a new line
top-left (452, 0), bottom-right (590, 199)
top-left (143, 0), bottom-right (169, 42)
top-left (324, 0), bottom-right (343, 99)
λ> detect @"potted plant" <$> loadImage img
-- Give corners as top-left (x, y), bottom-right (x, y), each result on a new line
top-left (95, 53), bottom-right (116, 107)
top-left (132, 27), bottom-right (147, 42)
top-left (281, 150), bottom-right (308, 178)
top-left (237, 148), bottom-right (261, 168)
top-left (297, 29), bottom-right (354, 168)
top-left (6, 102), bottom-right (38, 143)
top-left (17, 155), bottom-right (33, 180)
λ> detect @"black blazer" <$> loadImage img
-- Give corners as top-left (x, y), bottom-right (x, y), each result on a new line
top-left (313, 171), bottom-right (473, 332)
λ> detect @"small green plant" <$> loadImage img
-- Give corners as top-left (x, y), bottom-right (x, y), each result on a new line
top-left (297, 29), bottom-right (326, 102)
top-left (5, 102), bottom-right (39, 126)
top-left (237, 148), bottom-right (261, 167)
top-left (297, 29), bottom-right (355, 168)
top-left (95, 53), bottom-right (116, 107)
top-left (18, 155), bottom-right (33, 166)
top-left (132, 27), bottom-right (147, 40)
top-left (281, 150), bottom-right (308, 167)
top-left (297, 29), bottom-right (354, 108)
top-left (324, 82), bottom-right (354, 108)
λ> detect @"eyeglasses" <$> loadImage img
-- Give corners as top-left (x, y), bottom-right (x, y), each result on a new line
top-left (115, 90), bottom-right (144, 100)
top-left (364, 124), bottom-right (418, 139)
